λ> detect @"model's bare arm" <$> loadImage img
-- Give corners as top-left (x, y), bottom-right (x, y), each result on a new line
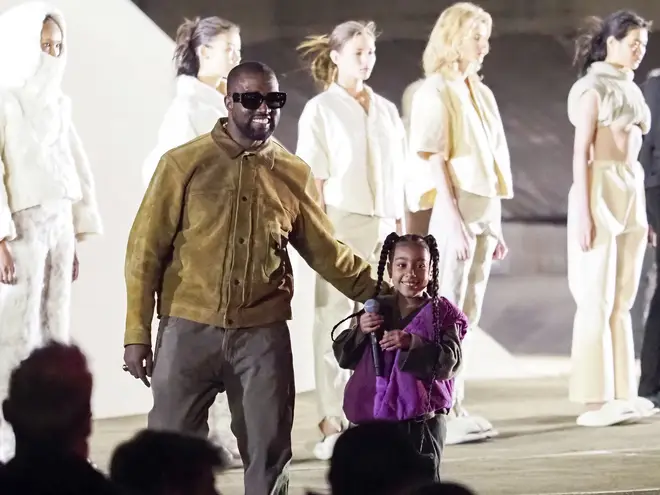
top-left (572, 90), bottom-right (599, 251)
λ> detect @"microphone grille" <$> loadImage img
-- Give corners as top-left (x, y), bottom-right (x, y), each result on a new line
top-left (364, 299), bottom-right (380, 313)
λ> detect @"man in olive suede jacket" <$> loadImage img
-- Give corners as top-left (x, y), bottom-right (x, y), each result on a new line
top-left (123, 61), bottom-right (381, 495)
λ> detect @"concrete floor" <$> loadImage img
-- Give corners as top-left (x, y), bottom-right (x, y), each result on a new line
top-left (90, 376), bottom-right (660, 495)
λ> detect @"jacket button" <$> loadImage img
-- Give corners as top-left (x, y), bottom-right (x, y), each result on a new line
top-left (238, 238), bottom-right (245, 244)
top-left (233, 279), bottom-right (240, 285)
top-left (241, 196), bottom-right (248, 202)
top-left (227, 318), bottom-right (233, 325)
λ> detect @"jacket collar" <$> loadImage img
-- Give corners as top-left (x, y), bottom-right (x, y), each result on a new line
top-left (211, 118), bottom-right (276, 170)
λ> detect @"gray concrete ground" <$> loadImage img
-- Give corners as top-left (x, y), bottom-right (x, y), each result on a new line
top-left (90, 376), bottom-right (660, 495)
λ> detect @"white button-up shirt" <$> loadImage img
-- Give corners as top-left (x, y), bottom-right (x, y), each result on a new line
top-left (296, 83), bottom-right (406, 220)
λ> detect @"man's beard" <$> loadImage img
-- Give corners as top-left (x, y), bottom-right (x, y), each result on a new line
top-left (238, 117), bottom-right (276, 142)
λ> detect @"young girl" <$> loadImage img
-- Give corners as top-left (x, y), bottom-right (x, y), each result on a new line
top-left (567, 10), bottom-right (656, 426)
top-left (332, 233), bottom-right (467, 479)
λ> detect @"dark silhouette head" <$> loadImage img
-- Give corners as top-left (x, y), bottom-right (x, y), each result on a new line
top-left (2, 341), bottom-right (93, 458)
top-left (109, 430), bottom-right (228, 495)
top-left (328, 421), bottom-right (436, 495)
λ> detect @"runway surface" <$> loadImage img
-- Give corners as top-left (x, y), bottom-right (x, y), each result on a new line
top-left (90, 375), bottom-right (660, 495)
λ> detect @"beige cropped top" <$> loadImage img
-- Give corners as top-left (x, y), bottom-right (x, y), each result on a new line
top-left (567, 61), bottom-right (651, 134)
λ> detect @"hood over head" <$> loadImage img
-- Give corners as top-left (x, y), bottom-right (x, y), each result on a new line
top-left (0, 2), bottom-right (66, 94)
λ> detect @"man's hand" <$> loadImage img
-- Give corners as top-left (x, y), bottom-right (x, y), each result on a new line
top-left (123, 344), bottom-right (153, 388)
top-left (380, 330), bottom-right (412, 351)
top-left (359, 311), bottom-right (384, 334)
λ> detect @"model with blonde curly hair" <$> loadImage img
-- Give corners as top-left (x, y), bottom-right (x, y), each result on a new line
top-left (407, 2), bottom-right (512, 445)
top-left (296, 20), bottom-right (406, 460)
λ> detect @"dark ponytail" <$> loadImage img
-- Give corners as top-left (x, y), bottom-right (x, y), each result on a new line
top-left (573, 10), bottom-right (651, 78)
top-left (173, 16), bottom-right (239, 77)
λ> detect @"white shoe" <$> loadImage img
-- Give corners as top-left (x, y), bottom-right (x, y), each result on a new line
top-left (445, 415), bottom-right (497, 445)
top-left (313, 432), bottom-right (342, 461)
top-left (576, 400), bottom-right (641, 427)
top-left (631, 396), bottom-right (659, 418)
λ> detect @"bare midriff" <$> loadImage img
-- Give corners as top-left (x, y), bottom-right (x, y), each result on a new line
top-left (592, 122), bottom-right (643, 165)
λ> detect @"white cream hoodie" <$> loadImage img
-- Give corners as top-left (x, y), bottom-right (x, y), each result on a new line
top-left (0, 2), bottom-right (102, 243)
top-left (142, 75), bottom-right (228, 187)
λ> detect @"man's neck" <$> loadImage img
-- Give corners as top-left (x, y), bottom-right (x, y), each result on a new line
top-left (225, 120), bottom-right (266, 151)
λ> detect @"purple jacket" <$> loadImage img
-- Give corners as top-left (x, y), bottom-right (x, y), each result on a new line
top-left (338, 296), bottom-right (467, 424)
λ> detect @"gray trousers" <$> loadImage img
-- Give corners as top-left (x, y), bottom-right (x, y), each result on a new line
top-left (148, 316), bottom-right (295, 495)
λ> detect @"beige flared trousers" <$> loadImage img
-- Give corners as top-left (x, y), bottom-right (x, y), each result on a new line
top-left (568, 160), bottom-right (648, 404)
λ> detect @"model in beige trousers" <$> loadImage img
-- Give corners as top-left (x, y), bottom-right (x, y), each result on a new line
top-left (568, 161), bottom-right (647, 404)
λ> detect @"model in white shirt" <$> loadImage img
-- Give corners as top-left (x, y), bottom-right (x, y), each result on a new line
top-left (141, 16), bottom-right (242, 462)
top-left (0, 2), bottom-right (102, 462)
top-left (142, 16), bottom-right (241, 188)
top-left (296, 20), bottom-right (405, 460)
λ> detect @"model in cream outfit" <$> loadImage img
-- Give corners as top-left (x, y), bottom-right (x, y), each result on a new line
top-left (296, 20), bottom-right (406, 459)
top-left (0, 2), bottom-right (103, 462)
top-left (567, 10), bottom-right (657, 427)
top-left (142, 16), bottom-right (243, 460)
top-left (407, 3), bottom-right (510, 445)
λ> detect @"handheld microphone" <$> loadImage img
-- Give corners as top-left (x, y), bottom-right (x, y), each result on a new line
top-left (364, 298), bottom-right (384, 377)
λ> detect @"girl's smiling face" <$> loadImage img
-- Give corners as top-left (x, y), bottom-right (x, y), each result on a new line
top-left (387, 242), bottom-right (430, 298)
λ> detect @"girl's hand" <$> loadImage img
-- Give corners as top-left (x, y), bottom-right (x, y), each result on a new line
top-left (380, 330), bottom-right (412, 351)
top-left (359, 311), bottom-right (384, 334)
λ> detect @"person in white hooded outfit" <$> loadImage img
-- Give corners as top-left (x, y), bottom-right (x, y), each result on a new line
top-left (140, 16), bottom-right (242, 462)
top-left (0, 2), bottom-right (103, 462)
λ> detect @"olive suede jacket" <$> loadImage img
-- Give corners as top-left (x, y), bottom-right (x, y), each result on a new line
top-left (124, 118), bottom-right (378, 345)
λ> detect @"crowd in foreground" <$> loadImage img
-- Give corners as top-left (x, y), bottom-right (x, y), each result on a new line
top-left (0, 341), bottom-right (478, 495)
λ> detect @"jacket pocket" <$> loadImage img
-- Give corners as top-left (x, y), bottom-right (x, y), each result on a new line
top-left (262, 220), bottom-right (291, 282)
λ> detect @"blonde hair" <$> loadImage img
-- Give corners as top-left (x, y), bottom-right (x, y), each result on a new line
top-left (422, 2), bottom-right (492, 78)
top-left (297, 20), bottom-right (377, 90)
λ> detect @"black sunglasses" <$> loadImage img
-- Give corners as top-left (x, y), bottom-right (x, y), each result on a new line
top-left (231, 91), bottom-right (287, 110)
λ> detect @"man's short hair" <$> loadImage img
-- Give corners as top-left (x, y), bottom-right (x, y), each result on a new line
top-left (2, 341), bottom-right (93, 446)
top-left (226, 60), bottom-right (276, 95)
top-left (109, 430), bottom-right (228, 495)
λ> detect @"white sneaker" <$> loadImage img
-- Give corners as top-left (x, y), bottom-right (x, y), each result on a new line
top-left (313, 431), bottom-right (342, 461)
top-left (576, 400), bottom-right (641, 427)
top-left (445, 415), bottom-right (497, 445)
top-left (631, 396), bottom-right (659, 418)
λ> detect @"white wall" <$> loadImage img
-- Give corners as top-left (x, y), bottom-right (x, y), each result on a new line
top-left (0, 0), bottom-right (317, 419)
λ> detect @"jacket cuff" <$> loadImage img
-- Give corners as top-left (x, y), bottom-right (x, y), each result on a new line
top-left (73, 202), bottom-right (103, 241)
top-left (124, 328), bottom-right (151, 346)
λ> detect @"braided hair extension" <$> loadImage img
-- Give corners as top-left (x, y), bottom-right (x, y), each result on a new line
top-left (373, 232), bottom-right (402, 298)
